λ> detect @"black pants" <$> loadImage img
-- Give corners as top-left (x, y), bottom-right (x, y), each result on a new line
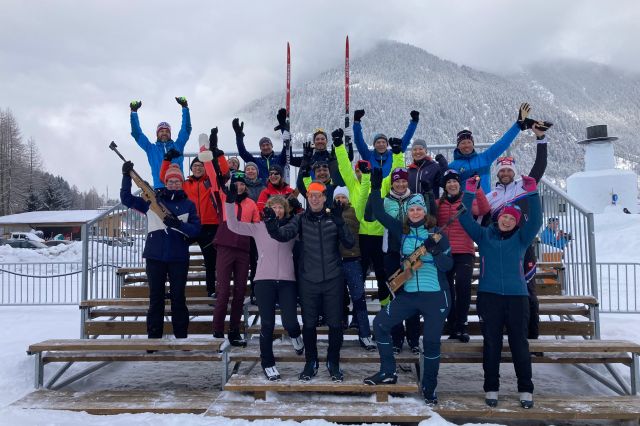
top-left (195, 224), bottom-right (218, 296)
top-left (446, 253), bottom-right (474, 333)
top-left (249, 238), bottom-right (258, 297)
top-left (254, 280), bottom-right (301, 368)
top-left (383, 251), bottom-right (420, 348)
top-left (524, 245), bottom-right (540, 339)
top-left (299, 276), bottom-right (344, 364)
top-left (477, 292), bottom-right (533, 393)
top-left (359, 235), bottom-right (387, 301)
top-left (145, 258), bottom-right (189, 338)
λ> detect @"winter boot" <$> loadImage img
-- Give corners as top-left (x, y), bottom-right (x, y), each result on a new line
top-left (359, 336), bottom-right (376, 352)
top-left (363, 371), bottom-right (398, 385)
top-left (298, 360), bottom-right (319, 382)
top-left (326, 361), bottom-right (344, 382)
top-left (457, 324), bottom-right (470, 343)
top-left (262, 365), bottom-right (281, 381)
top-left (228, 329), bottom-right (247, 347)
top-left (423, 389), bottom-right (438, 405)
top-left (485, 391), bottom-right (499, 407)
top-left (519, 392), bottom-right (534, 409)
top-left (291, 335), bottom-right (304, 355)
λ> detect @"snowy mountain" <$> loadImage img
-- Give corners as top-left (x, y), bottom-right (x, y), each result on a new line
top-left (239, 40), bottom-right (640, 186)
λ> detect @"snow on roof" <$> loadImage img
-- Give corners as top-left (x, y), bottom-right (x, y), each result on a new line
top-left (0, 210), bottom-right (105, 225)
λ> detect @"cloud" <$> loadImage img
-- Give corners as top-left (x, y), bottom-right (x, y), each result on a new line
top-left (1, 0), bottom-right (638, 192)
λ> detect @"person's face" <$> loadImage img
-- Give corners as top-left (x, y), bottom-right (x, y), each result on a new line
top-left (458, 139), bottom-right (474, 155)
top-left (445, 179), bottom-right (460, 195)
top-left (166, 178), bottom-right (183, 190)
top-left (498, 214), bottom-right (517, 232)
top-left (268, 170), bottom-right (282, 185)
top-left (407, 205), bottom-right (426, 222)
top-left (412, 145), bottom-right (427, 161)
top-left (549, 221), bottom-right (559, 231)
top-left (314, 133), bottom-right (328, 151)
top-left (392, 179), bottom-right (408, 193)
top-left (374, 138), bottom-right (388, 154)
top-left (497, 168), bottom-right (515, 185)
top-left (260, 142), bottom-right (273, 156)
top-left (157, 129), bottom-right (171, 142)
top-left (191, 162), bottom-right (205, 178)
top-left (314, 165), bottom-right (330, 182)
top-left (245, 165), bottom-right (258, 180)
top-left (235, 182), bottom-right (246, 194)
top-left (334, 194), bottom-right (349, 206)
top-left (270, 203), bottom-right (285, 219)
top-left (307, 191), bottom-right (326, 211)
top-left (228, 158), bottom-right (240, 171)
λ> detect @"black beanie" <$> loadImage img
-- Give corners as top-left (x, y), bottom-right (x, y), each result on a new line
top-left (456, 129), bottom-right (474, 146)
top-left (190, 156), bottom-right (204, 169)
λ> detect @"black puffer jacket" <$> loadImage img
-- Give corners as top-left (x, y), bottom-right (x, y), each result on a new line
top-left (267, 207), bottom-right (354, 283)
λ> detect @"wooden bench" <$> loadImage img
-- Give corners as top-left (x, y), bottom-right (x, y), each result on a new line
top-left (27, 338), bottom-right (228, 390)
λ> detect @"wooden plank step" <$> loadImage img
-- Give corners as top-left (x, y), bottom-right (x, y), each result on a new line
top-left (11, 389), bottom-right (217, 414)
top-left (84, 321), bottom-right (242, 336)
top-left (27, 338), bottom-right (224, 354)
top-left (124, 273), bottom-right (207, 284)
top-left (42, 350), bottom-right (223, 363)
top-left (121, 285), bottom-right (209, 298)
top-left (80, 297), bottom-right (216, 307)
top-left (89, 304), bottom-right (222, 318)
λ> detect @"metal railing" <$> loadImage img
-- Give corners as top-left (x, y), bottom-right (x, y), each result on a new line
top-left (0, 262), bottom-right (82, 305)
top-left (596, 262), bottom-right (640, 313)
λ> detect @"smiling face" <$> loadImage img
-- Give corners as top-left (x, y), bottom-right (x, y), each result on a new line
top-left (314, 165), bottom-right (330, 182)
top-left (235, 181), bottom-right (247, 194)
top-left (458, 139), bottom-right (474, 155)
top-left (412, 145), bottom-right (427, 161)
top-left (407, 205), bottom-right (426, 222)
top-left (157, 128), bottom-right (171, 142)
top-left (334, 194), bottom-right (349, 206)
top-left (392, 179), bottom-right (408, 194)
top-left (228, 158), bottom-right (240, 171)
top-left (191, 161), bottom-right (205, 178)
top-left (374, 138), bottom-right (388, 154)
top-left (497, 168), bottom-right (515, 185)
top-left (268, 170), bottom-right (282, 185)
top-left (245, 165), bottom-right (258, 180)
top-left (271, 203), bottom-right (285, 219)
top-left (313, 133), bottom-right (328, 151)
top-left (307, 191), bottom-right (326, 212)
top-left (498, 213), bottom-right (517, 232)
top-left (260, 141), bottom-right (273, 156)
top-left (445, 179), bottom-right (460, 196)
top-left (166, 177), bottom-right (183, 191)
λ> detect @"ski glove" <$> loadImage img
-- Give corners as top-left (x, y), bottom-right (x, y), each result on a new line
top-left (423, 235), bottom-right (441, 256)
top-left (225, 181), bottom-right (239, 203)
top-left (435, 153), bottom-right (446, 164)
top-left (302, 141), bottom-right (314, 160)
top-left (262, 206), bottom-right (277, 224)
top-left (122, 161), bottom-right (134, 175)
top-left (354, 109), bottom-right (365, 122)
top-left (164, 149), bottom-right (181, 161)
top-left (232, 118), bottom-right (244, 137)
top-left (522, 175), bottom-right (537, 192)
top-left (288, 196), bottom-right (302, 212)
top-left (331, 200), bottom-right (345, 227)
top-left (410, 110), bottom-right (420, 122)
top-left (357, 160), bottom-right (371, 174)
top-left (175, 97), bottom-right (188, 108)
top-left (371, 168), bottom-right (383, 191)
top-left (517, 103), bottom-right (532, 130)
top-left (331, 128), bottom-right (344, 147)
top-left (465, 176), bottom-right (480, 192)
top-left (389, 137), bottom-right (403, 154)
top-left (163, 215), bottom-right (182, 229)
top-left (274, 108), bottom-right (289, 132)
top-left (129, 101), bottom-right (142, 112)
top-left (209, 127), bottom-right (218, 151)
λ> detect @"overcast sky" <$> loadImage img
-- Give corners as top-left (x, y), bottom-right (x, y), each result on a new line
top-left (2, 0), bottom-right (639, 194)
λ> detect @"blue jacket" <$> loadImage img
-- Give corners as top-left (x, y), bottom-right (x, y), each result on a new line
top-left (370, 188), bottom-right (452, 292)
top-left (540, 227), bottom-right (568, 249)
top-left (120, 175), bottom-right (201, 262)
top-left (448, 122), bottom-right (520, 193)
top-left (458, 189), bottom-right (542, 296)
top-left (130, 108), bottom-right (192, 189)
top-left (353, 119), bottom-right (418, 177)
top-left (236, 133), bottom-right (287, 182)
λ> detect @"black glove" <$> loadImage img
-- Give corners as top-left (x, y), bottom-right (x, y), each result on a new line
top-left (389, 137), bottom-right (403, 154)
top-left (164, 149), bottom-right (181, 161)
top-left (410, 110), bottom-right (420, 122)
top-left (274, 108), bottom-right (289, 132)
top-left (262, 206), bottom-right (277, 224)
top-left (225, 181), bottom-right (239, 203)
top-left (209, 127), bottom-right (218, 151)
top-left (232, 118), bottom-right (244, 137)
top-left (424, 235), bottom-right (441, 256)
top-left (371, 167), bottom-right (383, 191)
top-left (302, 141), bottom-right (313, 160)
top-left (163, 215), bottom-right (182, 229)
top-left (129, 101), bottom-right (142, 112)
top-left (354, 109), bottom-right (365, 122)
top-left (357, 160), bottom-right (371, 174)
top-left (288, 196), bottom-right (302, 212)
top-left (331, 200), bottom-right (345, 227)
top-left (175, 97), bottom-right (188, 108)
top-left (122, 161), bottom-right (134, 175)
top-left (331, 128), bottom-right (344, 147)
top-left (517, 103), bottom-right (531, 130)
top-left (421, 179), bottom-right (432, 194)
top-left (435, 153), bottom-right (445, 163)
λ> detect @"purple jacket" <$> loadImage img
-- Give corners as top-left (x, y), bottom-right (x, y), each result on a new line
top-left (225, 203), bottom-right (296, 282)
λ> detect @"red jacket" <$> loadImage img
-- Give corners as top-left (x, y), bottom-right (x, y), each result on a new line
top-left (436, 189), bottom-right (490, 254)
top-left (159, 155), bottom-right (229, 225)
top-left (256, 181), bottom-right (294, 212)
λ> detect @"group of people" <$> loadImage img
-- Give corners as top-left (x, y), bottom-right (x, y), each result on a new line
top-left (120, 97), bottom-right (551, 409)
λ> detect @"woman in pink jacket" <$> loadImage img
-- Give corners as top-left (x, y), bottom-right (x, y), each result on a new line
top-left (226, 194), bottom-right (303, 381)
top-left (436, 169), bottom-right (490, 342)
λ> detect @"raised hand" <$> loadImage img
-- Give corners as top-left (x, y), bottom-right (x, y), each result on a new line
top-left (122, 161), bottom-right (134, 175)
top-left (410, 110), bottom-right (420, 122)
top-left (274, 108), bottom-right (289, 132)
top-left (331, 128), bottom-right (344, 147)
top-left (331, 200), bottom-right (345, 226)
top-left (389, 137), bottom-right (403, 154)
top-left (232, 118), bottom-right (244, 137)
top-left (164, 149), bottom-right (181, 161)
top-left (517, 103), bottom-right (531, 130)
top-left (371, 167), bottom-right (383, 191)
top-left (465, 176), bottom-right (480, 192)
top-left (209, 127), bottom-right (218, 151)
top-left (522, 175), bottom-right (537, 192)
top-left (175, 97), bottom-right (188, 108)
top-left (130, 101), bottom-right (142, 112)
top-left (357, 160), bottom-right (371, 174)
top-left (354, 109), bottom-right (365, 122)
top-left (303, 141), bottom-right (314, 160)
top-left (262, 206), bottom-right (277, 223)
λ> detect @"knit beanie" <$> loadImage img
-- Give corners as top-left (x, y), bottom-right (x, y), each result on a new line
top-left (164, 164), bottom-right (184, 183)
top-left (441, 169), bottom-right (461, 188)
top-left (411, 139), bottom-right (427, 150)
top-left (245, 162), bottom-right (258, 172)
top-left (391, 168), bottom-right (409, 183)
top-left (406, 194), bottom-right (427, 211)
top-left (157, 122), bottom-right (171, 135)
top-left (372, 133), bottom-right (388, 145)
top-left (191, 156), bottom-right (204, 169)
top-left (307, 181), bottom-right (326, 193)
top-left (231, 171), bottom-right (246, 185)
top-left (312, 159), bottom-right (329, 170)
top-left (269, 164), bottom-right (284, 175)
top-left (496, 157), bottom-right (517, 175)
top-left (498, 204), bottom-right (522, 224)
top-left (333, 186), bottom-right (350, 202)
top-left (259, 137), bottom-right (273, 146)
top-left (456, 129), bottom-right (474, 146)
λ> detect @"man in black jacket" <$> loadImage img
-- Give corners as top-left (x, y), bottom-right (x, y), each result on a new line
top-left (264, 181), bottom-right (354, 382)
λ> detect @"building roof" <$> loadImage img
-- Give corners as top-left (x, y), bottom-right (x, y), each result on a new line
top-left (0, 210), bottom-right (105, 226)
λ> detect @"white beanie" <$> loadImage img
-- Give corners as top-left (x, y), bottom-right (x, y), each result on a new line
top-left (333, 186), bottom-right (350, 202)
top-left (496, 157), bottom-right (517, 175)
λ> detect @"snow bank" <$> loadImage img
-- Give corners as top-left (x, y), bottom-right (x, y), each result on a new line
top-left (0, 242), bottom-right (83, 263)
top-left (594, 212), bottom-right (640, 263)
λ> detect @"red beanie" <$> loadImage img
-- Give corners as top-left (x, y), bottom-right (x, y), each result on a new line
top-left (164, 164), bottom-right (184, 183)
top-left (498, 204), bottom-right (522, 223)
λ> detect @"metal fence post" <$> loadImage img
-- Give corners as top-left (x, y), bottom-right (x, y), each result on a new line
top-left (80, 223), bottom-right (89, 338)
top-left (586, 212), bottom-right (601, 339)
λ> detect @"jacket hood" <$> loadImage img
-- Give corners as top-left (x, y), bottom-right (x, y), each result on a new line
top-left (408, 156), bottom-right (434, 168)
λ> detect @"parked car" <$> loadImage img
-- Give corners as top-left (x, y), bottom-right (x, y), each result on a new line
top-left (44, 240), bottom-right (74, 247)
top-left (2, 239), bottom-right (47, 249)
top-left (9, 232), bottom-right (45, 242)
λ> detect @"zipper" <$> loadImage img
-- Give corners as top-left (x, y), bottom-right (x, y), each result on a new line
top-left (499, 238), bottom-right (504, 294)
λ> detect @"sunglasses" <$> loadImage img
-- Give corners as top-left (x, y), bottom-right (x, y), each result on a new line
top-left (269, 171), bottom-right (281, 176)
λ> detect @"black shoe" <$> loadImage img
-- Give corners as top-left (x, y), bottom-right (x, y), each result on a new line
top-left (317, 315), bottom-right (326, 327)
top-left (410, 346), bottom-right (421, 355)
top-left (363, 371), bottom-right (398, 385)
top-left (250, 295), bottom-right (257, 305)
top-left (326, 361), bottom-right (344, 382)
top-left (485, 391), bottom-right (498, 407)
top-left (298, 360), bottom-right (319, 381)
top-left (423, 389), bottom-right (438, 405)
top-left (458, 332), bottom-right (470, 343)
top-left (519, 392), bottom-right (534, 409)
top-left (359, 336), bottom-right (377, 352)
top-left (213, 331), bottom-right (225, 339)
top-left (228, 330), bottom-right (247, 347)
top-left (146, 350), bottom-right (157, 354)
top-left (447, 333), bottom-right (458, 340)
top-left (392, 346), bottom-right (402, 355)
